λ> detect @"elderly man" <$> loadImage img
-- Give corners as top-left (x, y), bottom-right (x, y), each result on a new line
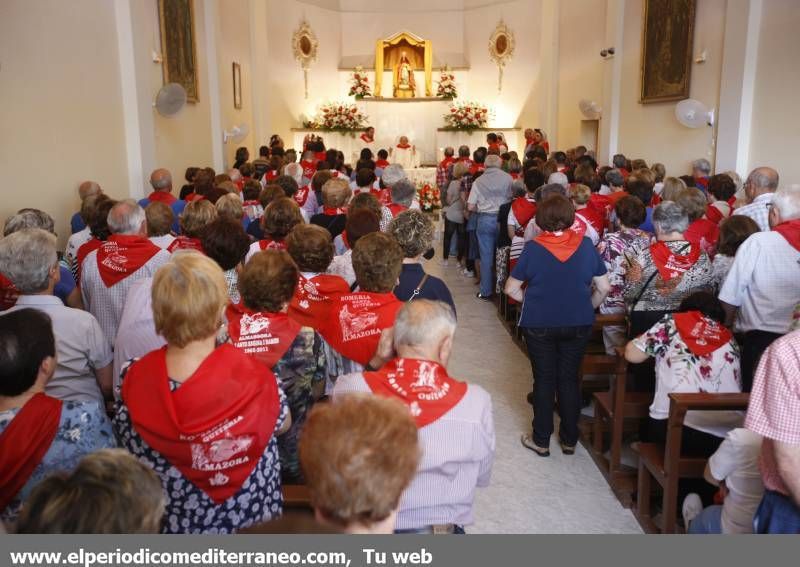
top-left (80, 200), bottom-right (171, 341)
top-left (334, 300), bottom-right (495, 534)
top-left (391, 136), bottom-right (418, 170)
top-left (733, 167), bottom-right (780, 231)
top-left (745, 330), bottom-right (800, 532)
top-left (692, 158), bottom-right (712, 193)
top-left (139, 168), bottom-right (185, 233)
top-left (0, 229), bottom-right (113, 403)
top-left (468, 154), bottom-right (512, 299)
top-left (283, 162), bottom-right (313, 221)
top-left (720, 184), bottom-right (800, 391)
top-left (436, 147), bottom-right (456, 193)
top-left (387, 179), bottom-right (417, 219)
top-left (378, 163), bottom-right (406, 207)
top-left (70, 181), bottom-right (102, 234)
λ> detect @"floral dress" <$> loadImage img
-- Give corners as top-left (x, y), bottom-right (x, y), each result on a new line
top-left (597, 228), bottom-right (652, 315)
top-left (113, 370), bottom-right (289, 534)
top-left (632, 315), bottom-right (742, 438)
top-left (0, 401), bottom-right (116, 523)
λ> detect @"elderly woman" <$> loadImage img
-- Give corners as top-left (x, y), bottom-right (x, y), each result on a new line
top-left (389, 210), bottom-right (456, 315)
top-left (659, 176), bottom-right (688, 203)
top-left (224, 251), bottom-right (326, 483)
top-left (334, 192), bottom-right (390, 255)
top-left (75, 196), bottom-right (116, 283)
top-left (215, 192), bottom-right (249, 230)
top-left (311, 178), bottom-right (351, 238)
top-left (705, 173), bottom-right (738, 224)
top-left (327, 210), bottom-right (381, 287)
top-left (505, 195), bottom-right (610, 456)
top-left (709, 215), bottom-right (759, 293)
top-left (113, 251), bottom-right (290, 533)
top-left (200, 217), bottom-right (250, 303)
top-left (170, 199), bottom-right (217, 252)
top-left (678, 188), bottom-right (719, 257)
top-left (596, 196), bottom-right (652, 353)
top-left (443, 161), bottom-right (469, 267)
top-left (0, 309), bottom-right (116, 524)
top-left (246, 197), bottom-right (304, 263)
top-left (145, 202), bottom-right (176, 250)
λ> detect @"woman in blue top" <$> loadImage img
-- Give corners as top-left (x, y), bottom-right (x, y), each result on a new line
top-left (505, 195), bottom-right (610, 456)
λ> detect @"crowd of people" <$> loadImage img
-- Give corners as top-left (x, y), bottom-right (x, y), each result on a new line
top-left (0, 127), bottom-right (798, 535)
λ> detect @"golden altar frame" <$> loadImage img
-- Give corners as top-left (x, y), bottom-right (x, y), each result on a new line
top-left (374, 31), bottom-right (433, 98)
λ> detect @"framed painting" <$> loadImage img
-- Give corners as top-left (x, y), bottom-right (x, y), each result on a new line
top-left (232, 62), bottom-right (242, 109)
top-left (640, 0), bottom-right (695, 103)
top-left (158, 0), bottom-right (198, 103)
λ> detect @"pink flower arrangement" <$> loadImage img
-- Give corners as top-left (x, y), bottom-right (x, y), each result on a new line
top-left (443, 102), bottom-right (492, 131)
top-left (304, 102), bottom-right (369, 132)
top-left (348, 66), bottom-right (372, 99)
top-left (436, 68), bottom-right (457, 99)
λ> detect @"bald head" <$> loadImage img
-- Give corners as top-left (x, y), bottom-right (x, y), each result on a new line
top-left (393, 300), bottom-right (456, 364)
top-left (107, 199), bottom-right (146, 236)
top-left (746, 167), bottom-right (779, 195)
top-left (149, 169), bottom-right (172, 193)
top-left (78, 181), bottom-right (101, 201)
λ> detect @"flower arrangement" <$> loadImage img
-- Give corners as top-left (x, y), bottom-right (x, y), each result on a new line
top-left (436, 67), bottom-right (457, 99)
top-left (443, 102), bottom-right (492, 132)
top-left (417, 183), bottom-right (442, 213)
top-left (302, 102), bottom-right (369, 132)
top-left (348, 66), bottom-right (372, 99)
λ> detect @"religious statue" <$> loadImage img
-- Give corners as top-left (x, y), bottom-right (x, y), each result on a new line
top-left (393, 52), bottom-right (416, 98)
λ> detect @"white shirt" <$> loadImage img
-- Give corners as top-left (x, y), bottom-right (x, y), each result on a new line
top-left (733, 193), bottom-right (773, 232)
top-left (718, 231), bottom-right (800, 334)
top-left (149, 234), bottom-right (176, 250)
top-left (708, 428), bottom-right (764, 534)
top-left (80, 247), bottom-right (171, 342)
top-left (333, 372), bottom-right (495, 530)
top-left (66, 226), bottom-right (92, 277)
top-left (327, 250), bottom-right (355, 287)
top-left (113, 278), bottom-right (166, 397)
top-left (3, 295), bottom-right (112, 404)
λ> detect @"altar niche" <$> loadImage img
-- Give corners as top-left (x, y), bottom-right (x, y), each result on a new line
top-left (374, 31), bottom-right (433, 98)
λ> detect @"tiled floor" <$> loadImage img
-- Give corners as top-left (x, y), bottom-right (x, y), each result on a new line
top-left (424, 249), bottom-right (641, 534)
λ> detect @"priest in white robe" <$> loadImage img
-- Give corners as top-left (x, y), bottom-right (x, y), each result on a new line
top-left (390, 136), bottom-right (419, 170)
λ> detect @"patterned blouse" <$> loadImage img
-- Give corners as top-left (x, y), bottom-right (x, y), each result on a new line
top-left (624, 240), bottom-right (713, 312)
top-left (113, 368), bottom-right (289, 534)
top-left (710, 254), bottom-right (735, 294)
top-left (596, 228), bottom-right (652, 315)
top-left (0, 401), bottom-right (116, 523)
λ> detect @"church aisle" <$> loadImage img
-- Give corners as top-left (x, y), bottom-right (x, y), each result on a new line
top-left (424, 253), bottom-right (641, 534)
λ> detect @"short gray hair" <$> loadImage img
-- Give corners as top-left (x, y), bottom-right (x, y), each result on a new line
top-left (485, 155), bottom-right (503, 169)
top-left (534, 183), bottom-right (567, 201)
top-left (747, 167), bottom-right (779, 192)
top-left (107, 199), bottom-right (146, 235)
top-left (391, 179), bottom-right (417, 207)
top-left (692, 158), bottom-right (711, 174)
top-left (393, 299), bottom-right (456, 350)
top-left (652, 201), bottom-right (689, 235)
top-left (381, 164), bottom-right (406, 188)
top-left (0, 229), bottom-right (57, 294)
top-left (227, 168), bottom-right (242, 182)
top-left (605, 169), bottom-right (624, 188)
top-left (772, 184), bottom-right (800, 222)
top-left (284, 162), bottom-right (303, 184)
top-left (3, 209), bottom-right (55, 237)
top-left (548, 172), bottom-right (569, 188)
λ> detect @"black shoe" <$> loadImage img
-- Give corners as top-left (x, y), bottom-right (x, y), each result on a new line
top-left (476, 292), bottom-right (493, 301)
top-left (559, 441), bottom-right (576, 455)
top-left (526, 392), bottom-right (534, 406)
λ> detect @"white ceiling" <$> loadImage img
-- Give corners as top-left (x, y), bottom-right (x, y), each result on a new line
top-left (296, 0), bottom-right (516, 12)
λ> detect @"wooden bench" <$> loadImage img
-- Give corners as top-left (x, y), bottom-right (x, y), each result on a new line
top-left (634, 392), bottom-right (750, 533)
top-left (282, 484), bottom-right (313, 511)
top-left (579, 314), bottom-right (628, 398)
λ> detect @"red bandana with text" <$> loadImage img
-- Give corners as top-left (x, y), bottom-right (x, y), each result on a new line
top-left (168, 236), bottom-right (204, 254)
top-left (534, 230), bottom-right (584, 262)
top-left (122, 345), bottom-right (280, 503)
top-left (259, 239), bottom-right (287, 251)
top-left (650, 242), bottom-right (701, 281)
top-left (294, 186), bottom-right (311, 207)
top-left (300, 160), bottom-right (317, 180)
top-left (439, 156), bottom-right (455, 171)
top-left (0, 393), bottom-right (62, 511)
top-left (320, 292), bottom-right (402, 365)
top-left (364, 358), bottom-right (467, 428)
top-left (96, 235), bottom-right (160, 287)
top-left (289, 273), bottom-right (350, 328)
top-left (225, 303), bottom-right (302, 368)
top-left (370, 187), bottom-right (392, 206)
top-left (773, 219), bottom-right (800, 253)
top-left (674, 311), bottom-right (732, 356)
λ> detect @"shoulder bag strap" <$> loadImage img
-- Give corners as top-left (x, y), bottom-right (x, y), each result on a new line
top-left (407, 274), bottom-right (430, 302)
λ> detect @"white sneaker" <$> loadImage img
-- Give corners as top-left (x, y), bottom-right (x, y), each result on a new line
top-left (682, 493), bottom-right (703, 530)
top-left (462, 269), bottom-right (475, 278)
top-left (440, 259), bottom-right (449, 267)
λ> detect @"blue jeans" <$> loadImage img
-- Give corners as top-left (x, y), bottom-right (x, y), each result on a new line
top-left (688, 505), bottom-right (722, 534)
top-left (476, 213), bottom-right (498, 296)
top-left (754, 490), bottom-right (800, 533)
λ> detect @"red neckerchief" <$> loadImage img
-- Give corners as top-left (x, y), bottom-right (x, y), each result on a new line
top-left (650, 241), bottom-right (701, 281)
top-left (320, 292), bottom-right (402, 366)
top-left (510, 172), bottom-right (521, 180)
top-left (289, 273), bottom-right (349, 328)
top-left (370, 187), bottom-right (392, 206)
top-left (387, 203), bottom-right (408, 218)
top-left (705, 202), bottom-right (730, 225)
top-left (685, 219), bottom-right (719, 247)
top-left (511, 197), bottom-right (537, 235)
top-left (0, 393), bottom-right (62, 511)
top-left (184, 193), bottom-right (205, 202)
top-left (396, 143), bottom-right (411, 149)
top-left (469, 163), bottom-right (485, 175)
top-left (314, 151), bottom-right (327, 162)
top-left (243, 200), bottom-right (260, 208)
top-left (300, 160), bottom-right (317, 179)
top-left (534, 230), bottom-right (584, 262)
top-left (488, 143), bottom-right (501, 152)
top-left (122, 345), bottom-right (280, 504)
top-left (773, 219), bottom-right (800, 252)
top-left (619, 168), bottom-right (630, 179)
top-left (76, 238), bottom-right (102, 283)
top-left (225, 303), bottom-right (302, 368)
top-left (0, 273), bottom-right (20, 310)
top-left (323, 206), bottom-right (347, 216)
top-left (96, 235), bottom-right (160, 287)
top-left (576, 207), bottom-right (605, 237)
top-left (674, 311), bottom-right (732, 356)
top-left (651, 193), bottom-right (663, 207)
top-left (375, 159), bottom-right (390, 169)
top-left (341, 231), bottom-right (350, 250)
top-left (363, 358), bottom-right (468, 428)
top-left (265, 171), bottom-right (278, 182)
top-left (258, 239), bottom-right (287, 251)
top-left (168, 236), bottom-right (204, 254)
top-left (439, 156), bottom-right (455, 171)
top-left (525, 135), bottom-right (535, 147)
top-left (588, 193), bottom-right (612, 218)
top-left (294, 186), bottom-right (310, 206)
top-left (695, 176), bottom-right (709, 192)
top-left (148, 191), bottom-right (177, 205)
top-left (360, 133), bottom-right (374, 143)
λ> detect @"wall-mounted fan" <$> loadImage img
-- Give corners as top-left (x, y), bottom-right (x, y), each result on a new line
top-left (579, 99), bottom-right (602, 120)
top-left (675, 99), bottom-right (715, 128)
top-left (223, 124), bottom-right (250, 144)
top-left (153, 83), bottom-right (187, 117)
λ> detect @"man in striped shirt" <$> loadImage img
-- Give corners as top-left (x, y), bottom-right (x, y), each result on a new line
top-left (334, 300), bottom-right (495, 533)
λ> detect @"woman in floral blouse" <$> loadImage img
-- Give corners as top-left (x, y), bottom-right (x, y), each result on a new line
top-left (596, 196), bottom-right (651, 353)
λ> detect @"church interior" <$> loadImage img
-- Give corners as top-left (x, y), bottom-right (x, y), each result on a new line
top-left (1, 0), bottom-right (799, 536)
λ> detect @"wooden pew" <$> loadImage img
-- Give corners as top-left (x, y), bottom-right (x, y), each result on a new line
top-left (282, 484), bottom-right (313, 511)
top-left (579, 313), bottom-right (628, 398)
top-left (634, 392), bottom-right (750, 533)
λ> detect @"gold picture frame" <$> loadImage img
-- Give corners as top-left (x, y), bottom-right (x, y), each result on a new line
top-left (292, 21), bottom-right (319, 99)
top-left (640, 0), bottom-right (696, 103)
top-left (488, 21), bottom-right (515, 93)
top-left (232, 62), bottom-right (242, 109)
top-left (158, 0), bottom-right (198, 103)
